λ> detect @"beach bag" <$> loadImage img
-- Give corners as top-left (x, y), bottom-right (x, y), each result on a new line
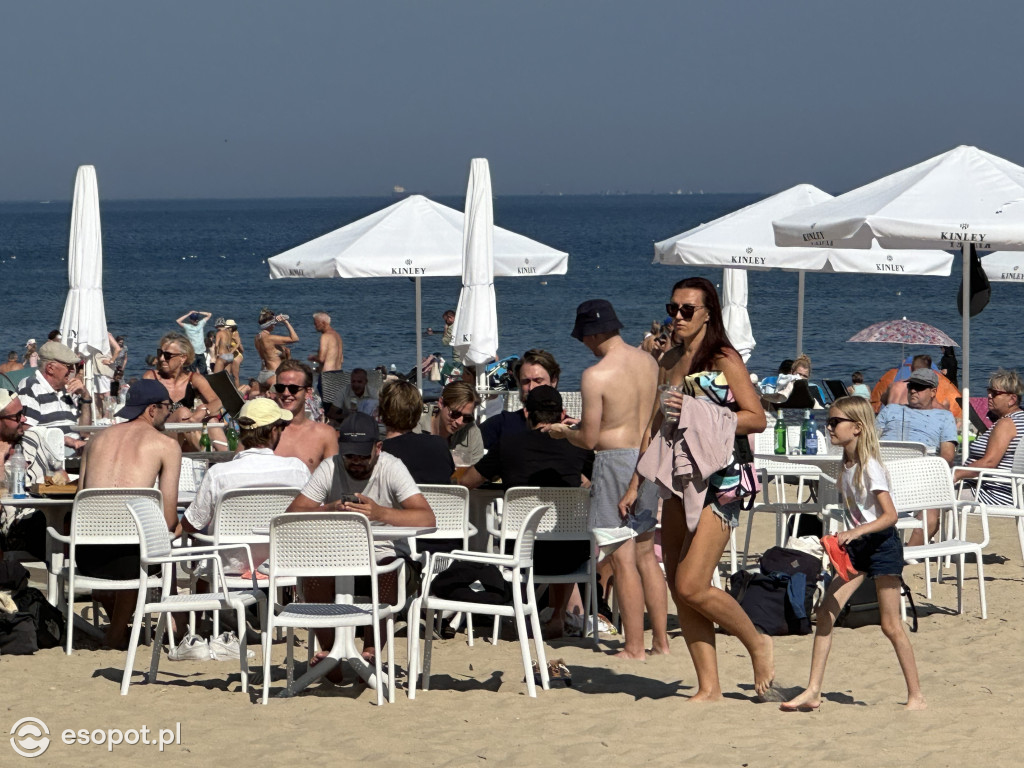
top-left (0, 610), bottom-right (37, 655)
top-left (429, 561), bottom-right (513, 605)
top-left (709, 435), bottom-right (760, 511)
top-left (13, 586), bottom-right (64, 650)
top-left (728, 546), bottom-right (821, 636)
top-left (836, 577), bottom-right (919, 633)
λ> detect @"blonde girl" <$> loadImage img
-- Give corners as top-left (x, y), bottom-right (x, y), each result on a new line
top-left (781, 396), bottom-right (926, 711)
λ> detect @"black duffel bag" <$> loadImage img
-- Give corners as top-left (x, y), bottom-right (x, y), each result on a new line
top-left (729, 546), bottom-right (822, 636)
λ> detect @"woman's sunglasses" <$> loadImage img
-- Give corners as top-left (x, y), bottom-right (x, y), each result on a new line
top-left (155, 350), bottom-right (183, 361)
top-left (666, 303), bottom-right (705, 321)
top-left (273, 384), bottom-right (306, 395)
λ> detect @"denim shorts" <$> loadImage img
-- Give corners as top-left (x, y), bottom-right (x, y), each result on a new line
top-left (708, 493), bottom-right (741, 529)
top-left (846, 526), bottom-right (903, 578)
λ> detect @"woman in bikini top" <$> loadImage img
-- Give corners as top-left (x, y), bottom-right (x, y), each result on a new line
top-left (254, 308), bottom-right (299, 387)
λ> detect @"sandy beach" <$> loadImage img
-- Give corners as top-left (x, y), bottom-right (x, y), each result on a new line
top-left (3, 510), bottom-right (1019, 768)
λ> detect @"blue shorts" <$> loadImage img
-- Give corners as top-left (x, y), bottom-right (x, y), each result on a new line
top-left (846, 526), bottom-right (903, 579)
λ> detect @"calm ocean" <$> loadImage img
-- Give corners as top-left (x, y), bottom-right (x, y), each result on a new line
top-left (0, 194), bottom-right (1017, 391)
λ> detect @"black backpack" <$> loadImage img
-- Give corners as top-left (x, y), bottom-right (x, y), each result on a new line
top-left (0, 561), bottom-right (65, 654)
top-left (728, 547), bottom-right (822, 636)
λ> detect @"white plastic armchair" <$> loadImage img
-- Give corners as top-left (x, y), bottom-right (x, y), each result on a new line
top-left (953, 438), bottom-right (1024, 564)
top-left (121, 498), bottom-right (268, 696)
top-left (415, 484), bottom-right (477, 641)
top-left (261, 512), bottom-right (398, 706)
top-left (491, 487), bottom-right (597, 647)
top-left (407, 504), bottom-right (550, 699)
top-left (888, 457), bottom-right (988, 618)
top-left (190, 487), bottom-right (301, 636)
top-left (45, 487), bottom-right (168, 655)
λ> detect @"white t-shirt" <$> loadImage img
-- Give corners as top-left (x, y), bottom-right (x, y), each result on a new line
top-left (301, 452), bottom-right (421, 558)
top-left (840, 457), bottom-right (890, 527)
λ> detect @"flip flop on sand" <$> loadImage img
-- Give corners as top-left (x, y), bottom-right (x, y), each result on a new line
top-left (821, 535), bottom-right (859, 580)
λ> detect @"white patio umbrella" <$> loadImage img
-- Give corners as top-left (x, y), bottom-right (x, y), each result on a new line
top-left (268, 193), bottom-right (568, 390)
top-left (59, 165), bottom-right (109, 413)
top-left (452, 159), bottom-right (499, 373)
top-left (654, 184), bottom-right (953, 357)
top-left (981, 251), bottom-right (1024, 283)
top-left (720, 268), bottom-right (756, 362)
top-left (773, 145), bottom-right (1024, 454)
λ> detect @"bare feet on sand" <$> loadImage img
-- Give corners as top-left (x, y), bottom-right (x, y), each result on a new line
top-left (906, 694), bottom-right (927, 710)
top-left (780, 688), bottom-right (821, 711)
top-left (752, 634), bottom-right (775, 697)
top-left (612, 648), bottom-right (647, 660)
top-left (647, 640), bottom-right (671, 656)
top-left (687, 689), bottom-right (724, 703)
top-left (309, 650), bottom-right (345, 684)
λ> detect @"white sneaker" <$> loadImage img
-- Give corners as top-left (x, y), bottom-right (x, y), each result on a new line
top-left (168, 633), bottom-right (212, 661)
top-left (209, 631), bottom-right (256, 661)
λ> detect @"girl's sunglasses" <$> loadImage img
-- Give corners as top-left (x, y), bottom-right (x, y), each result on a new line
top-left (826, 416), bottom-right (855, 431)
top-left (665, 303), bottom-right (704, 320)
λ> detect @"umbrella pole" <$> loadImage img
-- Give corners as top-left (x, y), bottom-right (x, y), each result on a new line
top-left (415, 277), bottom-right (423, 393)
top-left (796, 270), bottom-right (805, 357)
top-left (961, 243), bottom-right (970, 461)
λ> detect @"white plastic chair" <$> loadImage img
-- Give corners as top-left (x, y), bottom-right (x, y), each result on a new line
top-left (414, 485), bottom-right (477, 641)
top-left (407, 504), bottom-right (550, 699)
top-left (878, 441), bottom-right (930, 462)
top-left (742, 421), bottom-right (832, 568)
top-left (45, 488), bottom-right (168, 655)
top-left (953, 438), bottom-right (1024, 564)
top-left (178, 457), bottom-right (197, 496)
top-left (560, 391), bottom-right (583, 420)
top-left (888, 456), bottom-right (988, 618)
top-left (121, 497), bottom-right (267, 696)
top-left (190, 486), bottom-right (301, 636)
top-left (260, 512), bottom-right (397, 705)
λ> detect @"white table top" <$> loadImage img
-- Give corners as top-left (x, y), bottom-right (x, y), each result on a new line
top-left (79, 421), bottom-right (227, 434)
top-left (1, 495), bottom-right (75, 507)
top-left (252, 524), bottom-right (435, 541)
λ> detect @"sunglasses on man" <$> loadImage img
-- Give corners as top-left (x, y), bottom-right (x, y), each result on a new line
top-left (273, 383), bottom-right (307, 395)
top-left (444, 402), bottom-right (475, 424)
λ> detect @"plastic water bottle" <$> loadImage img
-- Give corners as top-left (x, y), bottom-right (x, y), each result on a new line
top-left (8, 445), bottom-right (28, 498)
top-left (804, 411), bottom-right (819, 455)
top-left (774, 411), bottom-right (787, 455)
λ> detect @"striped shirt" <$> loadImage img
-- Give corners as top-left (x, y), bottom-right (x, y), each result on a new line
top-left (16, 370), bottom-right (83, 436)
top-left (967, 410), bottom-right (1024, 506)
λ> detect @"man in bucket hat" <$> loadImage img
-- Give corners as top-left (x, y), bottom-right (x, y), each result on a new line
top-left (546, 299), bottom-right (667, 659)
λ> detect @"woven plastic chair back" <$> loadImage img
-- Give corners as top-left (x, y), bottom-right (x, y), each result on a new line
top-left (268, 512), bottom-right (374, 579)
top-left (501, 487), bottom-right (590, 541)
top-left (125, 497), bottom-right (174, 561)
top-left (560, 392), bottom-right (582, 420)
top-left (511, 505), bottom-right (548, 569)
top-left (886, 457), bottom-right (957, 514)
top-left (418, 485), bottom-right (469, 535)
top-left (70, 488), bottom-right (163, 545)
top-left (178, 457), bottom-right (197, 494)
top-left (212, 487), bottom-right (301, 544)
top-left (878, 441), bottom-right (930, 462)
top-left (503, 391), bottom-right (523, 412)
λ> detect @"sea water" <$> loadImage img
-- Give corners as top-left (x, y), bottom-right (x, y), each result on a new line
top-left (0, 194), bottom-right (1017, 390)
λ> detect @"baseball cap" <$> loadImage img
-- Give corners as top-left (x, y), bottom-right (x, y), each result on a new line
top-left (524, 385), bottom-right (562, 413)
top-left (116, 380), bottom-right (171, 421)
top-left (337, 412), bottom-right (378, 456)
top-left (571, 299), bottom-right (623, 341)
top-left (0, 389), bottom-right (18, 413)
top-left (907, 369), bottom-right (939, 388)
top-left (38, 340), bottom-right (81, 365)
top-left (237, 397), bottom-right (293, 428)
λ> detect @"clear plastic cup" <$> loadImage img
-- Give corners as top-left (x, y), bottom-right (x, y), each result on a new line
top-left (192, 459), bottom-right (209, 488)
top-left (659, 384), bottom-right (682, 422)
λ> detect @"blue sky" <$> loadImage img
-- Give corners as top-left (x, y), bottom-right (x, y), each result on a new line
top-left (3, 1), bottom-right (1024, 200)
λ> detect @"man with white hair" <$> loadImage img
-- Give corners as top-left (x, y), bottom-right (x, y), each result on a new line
top-left (17, 340), bottom-right (92, 453)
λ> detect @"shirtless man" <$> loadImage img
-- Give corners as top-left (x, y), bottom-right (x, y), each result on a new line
top-left (271, 360), bottom-right (339, 471)
top-left (77, 380), bottom-right (181, 647)
top-left (254, 308), bottom-right (299, 390)
top-left (546, 299), bottom-right (668, 659)
top-left (309, 311), bottom-right (343, 372)
top-left (0, 351), bottom-right (22, 375)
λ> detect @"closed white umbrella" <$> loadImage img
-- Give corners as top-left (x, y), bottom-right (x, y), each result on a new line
top-left (268, 193), bottom-right (567, 390)
top-left (452, 159), bottom-right (499, 370)
top-left (720, 268), bottom-right (756, 362)
top-left (654, 184), bottom-right (952, 356)
top-left (59, 165), bottom-right (109, 411)
top-left (773, 145), bottom-right (1024, 455)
